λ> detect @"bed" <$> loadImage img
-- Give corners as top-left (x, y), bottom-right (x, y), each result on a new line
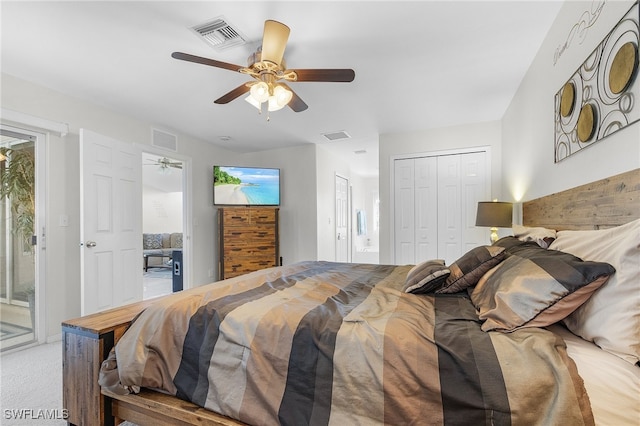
top-left (62, 169), bottom-right (640, 426)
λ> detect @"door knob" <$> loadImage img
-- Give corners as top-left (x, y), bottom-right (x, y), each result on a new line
top-left (85, 241), bottom-right (97, 248)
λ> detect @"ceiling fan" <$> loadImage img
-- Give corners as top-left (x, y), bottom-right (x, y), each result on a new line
top-left (145, 157), bottom-right (183, 171)
top-left (171, 20), bottom-right (355, 113)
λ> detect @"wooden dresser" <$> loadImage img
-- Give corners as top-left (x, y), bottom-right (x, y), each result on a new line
top-left (218, 207), bottom-right (279, 279)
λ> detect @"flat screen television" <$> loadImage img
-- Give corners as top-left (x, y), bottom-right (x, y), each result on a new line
top-left (213, 166), bottom-right (280, 206)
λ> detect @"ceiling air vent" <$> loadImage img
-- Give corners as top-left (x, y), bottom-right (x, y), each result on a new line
top-left (151, 128), bottom-right (178, 151)
top-left (321, 131), bottom-right (351, 141)
top-left (191, 17), bottom-right (247, 50)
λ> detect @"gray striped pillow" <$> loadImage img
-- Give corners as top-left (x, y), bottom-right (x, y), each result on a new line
top-left (403, 259), bottom-right (450, 294)
top-left (436, 246), bottom-right (506, 294)
top-left (471, 244), bottom-right (615, 332)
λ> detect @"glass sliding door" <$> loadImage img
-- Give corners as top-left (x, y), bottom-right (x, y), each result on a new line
top-left (0, 127), bottom-right (38, 351)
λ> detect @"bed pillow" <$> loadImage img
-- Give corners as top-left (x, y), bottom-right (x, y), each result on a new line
top-left (549, 218), bottom-right (640, 365)
top-left (470, 243), bottom-right (615, 332)
top-left (492, 236), bottom-right (535, 252)
top-left (512, 224), bottom-right (556, 248)
top-left (143, 233), bottom-right (163, 249)
top-left (403, 259), bottom-right (450, 294)
top-left (436, 246), bottom-right (505, 294)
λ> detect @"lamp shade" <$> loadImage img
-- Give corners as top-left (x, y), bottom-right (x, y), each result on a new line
top-left (475, 201), bottom-right (513, 228)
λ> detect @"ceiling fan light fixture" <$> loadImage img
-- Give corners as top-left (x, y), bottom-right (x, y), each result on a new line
top-left (250, 81), bottom-right (270, 103)
top-left (245, 94), bottom-right (262, 110)
top-left (272, 85), bottom-right (292, 108)
top-left (268, 96), bottom-right (286, 112)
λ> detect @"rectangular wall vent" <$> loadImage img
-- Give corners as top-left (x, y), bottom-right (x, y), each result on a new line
top-left (322, 131), bottom-right (351, 141)
top-left (191, 17), bottom-right (247, 50)
top-left (151, 128), bottom-right (178, 152)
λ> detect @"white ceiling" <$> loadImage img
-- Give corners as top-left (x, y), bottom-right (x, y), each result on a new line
top-left (1, 1), bottom-right (563, 176)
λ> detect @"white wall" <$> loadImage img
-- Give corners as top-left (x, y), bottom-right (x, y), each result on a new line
top-left (378, 120), bottom-right (503, 264)
top-left (1, 72), bottom-right (336, 340)
top-left (503, 0), bottom-right (640, 202)
top-left (1, 73), bottom-right (240, 339)
top-left (238, 144), bottom-right (319, 265)
top-left (315, 145), bottom-right (352, 261)
top-left (142, 188), bottom-right (183, 233)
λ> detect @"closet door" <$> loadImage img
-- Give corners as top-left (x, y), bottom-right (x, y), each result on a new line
top-left (394, 157), bottom-right (438, 265)
top-left (393, 150), bottom-right (490, 266)
top-left (461, 151), bottom-right (489, 251)
top-left (394, 158), bottom-right (415, 264)
top-left (437, 155), bottom-right (462, 264)
top-left (414, 157), bottom-right (438, 262)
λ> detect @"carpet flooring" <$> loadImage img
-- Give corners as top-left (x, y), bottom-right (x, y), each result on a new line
top-left (1, 340), bottom-right (137, 425)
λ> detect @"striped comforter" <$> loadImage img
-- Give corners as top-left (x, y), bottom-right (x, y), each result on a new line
top-left (103, 261), bottom-right (593, 425)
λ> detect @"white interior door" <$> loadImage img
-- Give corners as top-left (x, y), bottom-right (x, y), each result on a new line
top-left (393, 149), bottom-right (490, 266)
top-left (437, 155), bottom-right (462, 264)
top-left (335, 175), bottom-right (349, 262)
top-left (460, 151), bottom-right (490, 250)
top-left (394, 158), bottom-right (415, 264)
top-left (414, 157), bottom-right (438, 262)
top-left (80, 129), bottom-right (142, 315)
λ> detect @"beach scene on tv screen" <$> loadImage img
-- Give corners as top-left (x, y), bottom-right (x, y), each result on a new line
top-left (214, 166), bottom-right (280, 205)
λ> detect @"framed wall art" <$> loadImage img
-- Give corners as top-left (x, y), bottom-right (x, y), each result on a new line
top-left (554, 1), bottom-right (639, 163)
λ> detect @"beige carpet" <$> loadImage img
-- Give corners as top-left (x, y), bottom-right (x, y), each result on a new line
top-left (1, 341), bottom-right (66, 425)
top-left (0, 341), bottom-right (137, 425)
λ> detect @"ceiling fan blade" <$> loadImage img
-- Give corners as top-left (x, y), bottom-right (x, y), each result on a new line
top-left (280, 83), bottom-right (308, 112)
top-left (261, 20), bottom-right (290, 65)
top-left (214, 83), bottom-right (251, 104)
top-left (290, 69), bottom-right (355, 82)
top-left (171, 52), bottom-right (244, 72)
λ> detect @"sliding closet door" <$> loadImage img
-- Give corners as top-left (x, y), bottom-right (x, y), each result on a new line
top-left (394, 158), bottom-right (415, 264)
top-left (414, 157), bottom-right (438, 262)
top-left (437, 152), bottom-right (489, 263)
top-left (460, 152), bottom-right (490, 251)
top-left (437, 154), bottom-right (463, 263)
top-left (394, 157), bottom-right (438, 265)
top-left (393, 150), bottom-right (489, 266)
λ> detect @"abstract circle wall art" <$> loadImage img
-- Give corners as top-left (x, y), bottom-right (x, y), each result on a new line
top-left (554, 1), bottom-right (639, 163)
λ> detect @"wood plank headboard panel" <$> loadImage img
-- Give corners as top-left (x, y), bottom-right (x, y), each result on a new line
top-left (523, 168), bottom-right (640, 230)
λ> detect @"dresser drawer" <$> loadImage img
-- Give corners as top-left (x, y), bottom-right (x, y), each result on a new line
top-left (224, 257), bottom-right (277, 278)
top-left (223, 228), bottom-right (277, 246)
top-left (218, 207), bottom-right (279, 280)
top-left (222, 208), bottom-right (277, 227)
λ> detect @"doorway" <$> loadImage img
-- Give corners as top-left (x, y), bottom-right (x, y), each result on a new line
top-left (0, 126), bottom-right (44, 351)
top-left (335, 174), bottom-right (349, 262)
top-left (142, 152), bottom-right (184, 299)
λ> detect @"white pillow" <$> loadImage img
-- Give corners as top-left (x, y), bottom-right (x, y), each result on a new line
top-left (512, 224), bottom-right (556, 248)
top-left (548, 218), bottom-right (640, 365)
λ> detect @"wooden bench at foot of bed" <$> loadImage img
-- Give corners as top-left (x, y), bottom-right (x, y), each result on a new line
top-left (62, 298), bottom-right (245, 426)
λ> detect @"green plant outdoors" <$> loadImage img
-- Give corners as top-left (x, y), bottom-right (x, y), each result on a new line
top-left (0, 145), bottom-right (35, 251)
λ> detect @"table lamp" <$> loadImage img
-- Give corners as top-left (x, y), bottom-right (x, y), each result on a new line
top-left (476, 201), bottom-right (513, 243)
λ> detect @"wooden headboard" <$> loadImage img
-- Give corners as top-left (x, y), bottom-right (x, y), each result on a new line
top-left (523, 168), bottom-right (640, 230)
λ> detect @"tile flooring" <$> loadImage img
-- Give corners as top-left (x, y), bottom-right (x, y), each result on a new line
top-left (143, 267), bottom-right (173, 299)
